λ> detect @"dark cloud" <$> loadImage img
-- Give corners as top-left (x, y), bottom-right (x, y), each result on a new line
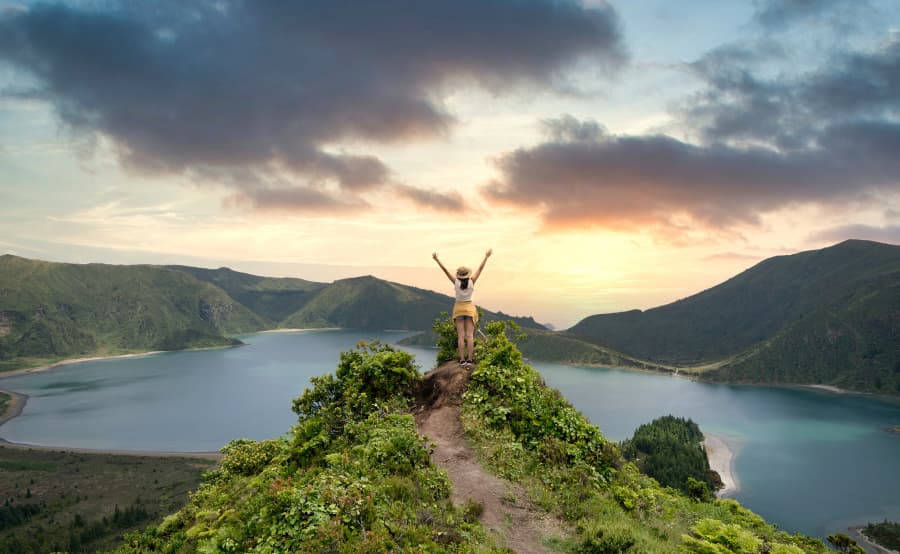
top-left (393, 184), bottom-right (465, 213)
top-left (484, 30), bottom-right (900, 233)
top-left (0, 0), bottom-right (625, 212)
top-left (223, 186), bottom-right (366, 214)
top-left (484, 122), bottom-right (900, 231)
top-left (809, 224), bottom-right (900, 245)
top-left (685, 37), bottom-right (900, 149)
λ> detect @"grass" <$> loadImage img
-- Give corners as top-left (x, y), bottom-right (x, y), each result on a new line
top-left (0, 445), bottom-right (215, 553)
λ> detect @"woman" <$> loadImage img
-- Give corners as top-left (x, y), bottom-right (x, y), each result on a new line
top-left (432, 249), bottom-right (492, 367)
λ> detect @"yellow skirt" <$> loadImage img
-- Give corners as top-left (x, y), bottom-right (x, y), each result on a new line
top-left (452, 301), bottom-right (478, 325)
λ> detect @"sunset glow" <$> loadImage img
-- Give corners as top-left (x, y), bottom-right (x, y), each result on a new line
top-left (2, 0), bottom-right (899, 328)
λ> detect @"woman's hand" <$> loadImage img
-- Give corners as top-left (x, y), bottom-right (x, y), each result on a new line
top-left (485, 249), bottom-right (493, 258)
top-left (432, 252), bottom-right (439, 261)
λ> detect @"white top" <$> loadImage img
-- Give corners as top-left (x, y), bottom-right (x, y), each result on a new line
top-left (454, 278), bottom-right (474, 302)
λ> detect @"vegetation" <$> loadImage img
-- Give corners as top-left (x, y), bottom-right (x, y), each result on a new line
top-left (0, 255), bottom-right (264, 371)
top-left (1, 255), bottom-right (544, 372)
top-left (862, 520), bottom-right (900, 550)
top-left (567, 240), bottom-right (900, 395)
top-left (620, 416), bottom-right (721, 499)
top-left (0, 445), bottom-right (213, 553)
top-left (826, 532), bottom-right (864, 553)
top-left (456, 321), bottom-right (826, 553)
top-left (115, 342), bottom-right (494, 552)
top-left (167, 266), bottom-right (326, 323)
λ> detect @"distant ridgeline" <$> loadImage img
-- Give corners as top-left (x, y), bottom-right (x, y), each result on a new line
top-left (0, 255), bottom-right (543, 372)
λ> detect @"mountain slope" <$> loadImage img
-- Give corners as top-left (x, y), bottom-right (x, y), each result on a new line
top-left (568, 240), bottom-right (900, 394)
top-left (281, 275), bottom-right (545, 331)
top-left (0, 256), bottom-right (546, 371)
top-left (0, 256), bottom-right (268, 370)
top-left (167, 265), bottom-right (326, 323)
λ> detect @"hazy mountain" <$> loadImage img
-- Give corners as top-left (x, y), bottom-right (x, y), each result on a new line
top-left (567, 240), bottom-right (900, 394)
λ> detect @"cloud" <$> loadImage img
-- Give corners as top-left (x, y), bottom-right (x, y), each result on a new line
top-left (483, 28), bottom-right (900, 235)
top-left (0, 0), bottom-right (625, 213)
top-left (223, 186), bottom-right (367, 215)
top-left (393, 184), bottom-right (465, 213)
top-left (484, 123), bottom-right (900, 231)
top-left (809, 224), bottom-right (900, 245)
top-left (752, 0), bottom-right (872, 31)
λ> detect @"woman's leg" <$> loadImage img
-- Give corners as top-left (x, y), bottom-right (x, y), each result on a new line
top-left (465, 318), bottom-right (475, 361)
top-left (455, 317), bottom-right (466, 362)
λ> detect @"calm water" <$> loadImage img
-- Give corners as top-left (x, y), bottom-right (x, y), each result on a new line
top-left (1, 330), bottom-right (898, 539)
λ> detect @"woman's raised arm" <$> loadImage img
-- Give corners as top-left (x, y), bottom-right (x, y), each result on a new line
top-left (432, 252), bottom-right (454, 284)
top-left (472, 249), bottom-right (492, 283)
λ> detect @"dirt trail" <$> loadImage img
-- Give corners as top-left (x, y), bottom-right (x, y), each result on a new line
top-left (415, 361), bottom-right (562, 553)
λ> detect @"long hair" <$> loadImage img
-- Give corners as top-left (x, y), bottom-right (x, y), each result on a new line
top-left (459, 277), bottom-right (470, 290)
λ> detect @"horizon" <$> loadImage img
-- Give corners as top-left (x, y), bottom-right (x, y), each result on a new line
top-left (2, 1), bottom-right (899, 329)
top-left (4, 237), bottom-right (896, 329)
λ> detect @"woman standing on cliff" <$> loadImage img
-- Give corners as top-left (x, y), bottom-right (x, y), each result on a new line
top-left (432, 249), bottom-right (492, 368)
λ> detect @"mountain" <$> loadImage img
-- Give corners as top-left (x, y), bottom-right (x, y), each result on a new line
top-left (0, 255), bottom-right (545, 371)
top-left (0, 255), bottom-right (267, 370)
top-left (166, 265), bottom-right (326, 323)
top-left (281, 274), bottom-right (545, 331)
top-left (568, 240), bottom-right (900, 394)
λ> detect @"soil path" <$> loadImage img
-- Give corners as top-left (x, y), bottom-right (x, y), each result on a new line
top-left (415, 361), bottom-right (561, 553)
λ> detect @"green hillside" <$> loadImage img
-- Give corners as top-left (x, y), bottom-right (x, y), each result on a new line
top-left (166, 266), bottom-right (326, 324)
top-left (568, 240), bottom-right (900, 394)
top-left (0, 256), bottom-right (546, 371)
top-left (0, 255), bottom-right (268, 371)
top-left (281, 275), bottom-right (545, 331)
top-left (114, 324), bottom-right (829, 553)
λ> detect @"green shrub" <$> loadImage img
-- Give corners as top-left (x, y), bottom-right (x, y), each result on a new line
top-left (220, 439), bottom-right (282, 476)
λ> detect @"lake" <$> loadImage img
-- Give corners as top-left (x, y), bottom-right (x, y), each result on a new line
top-left (1, 329), bottom-right (898, 540)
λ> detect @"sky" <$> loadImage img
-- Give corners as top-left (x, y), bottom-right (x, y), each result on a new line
top-left (1, 0), bottom-right (899, 329)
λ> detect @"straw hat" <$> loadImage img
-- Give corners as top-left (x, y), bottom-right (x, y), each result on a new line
top-left (456, 266), bottom-right (471, 279)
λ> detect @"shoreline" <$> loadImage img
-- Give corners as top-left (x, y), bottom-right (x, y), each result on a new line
top-left (257, 327), bottom-right (342, 334)
top-left (0, 437), bottom-right (222, 460)
top-left (848, 526), bottom-right (898, 554)
top-left (0, 350), bottom-right (168, 380)
top-left (554, 359), bottom-right (900, 402)
top-left (703, 432), bottom-right (741, 498)
top-left (0, 341), bottom-right (253, 381)
top-left (0, 388), bottom-right (28, 427)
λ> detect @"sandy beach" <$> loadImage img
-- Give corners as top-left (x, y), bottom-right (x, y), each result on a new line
top-left (0, 438), bottom-right (222, 460)
top-left (802, 384), bottom-right (852, 394)
top-left (0, 388), bottom-right (28, 426)
top-left (703, 433), bottom-right (741, 497)
top-left (258, 327), bottom-right (341, 333)
top-left (0, 350), bottom-right (168, 380)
